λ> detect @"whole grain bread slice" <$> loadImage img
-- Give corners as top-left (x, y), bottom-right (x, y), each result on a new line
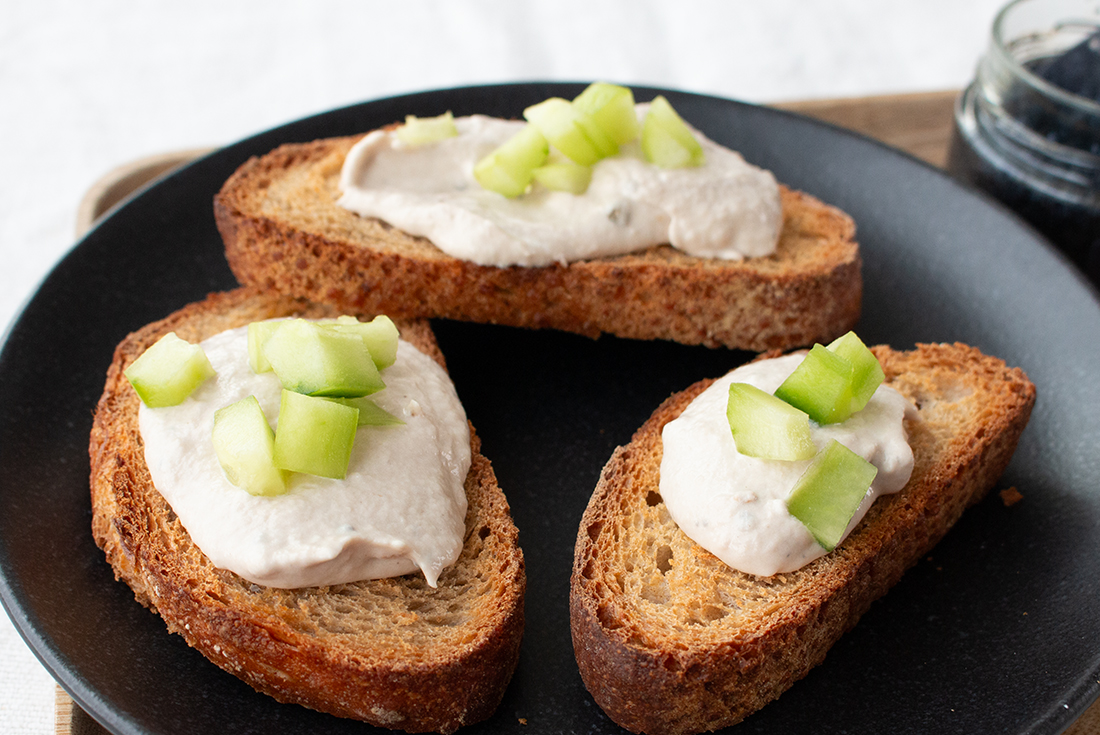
top-left (89, 288), bottom-right (525, 734)
top-left (214, 135), bottom-right (861, 352)
top-left (570, 343), bottom-right (1035, 735)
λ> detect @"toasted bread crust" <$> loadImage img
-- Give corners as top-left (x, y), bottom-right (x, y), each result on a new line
top-left (215, 136), bottom-right (861, 351)
top-left (570, 343), bottom-right (1035, 735)
top-left (89, 288), bottom-right (525, 734)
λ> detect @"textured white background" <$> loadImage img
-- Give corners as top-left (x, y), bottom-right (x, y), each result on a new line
top-left (1, 1), bottom-right (1004, 732)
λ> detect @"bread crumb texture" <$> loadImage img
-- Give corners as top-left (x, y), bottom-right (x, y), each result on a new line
top-left (89, 288), bottom-right (525, 734)
top-left (216, 136), bottom-right (862, 351)
top-left (570, 342), bottom-right (1034, 735)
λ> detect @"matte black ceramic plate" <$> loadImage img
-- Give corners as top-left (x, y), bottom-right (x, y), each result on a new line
top-left (2, 83), bottom-right (1099, 735)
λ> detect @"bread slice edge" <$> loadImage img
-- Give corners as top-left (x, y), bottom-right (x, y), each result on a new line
top-left (89, 287), bottom-right (526, 734)
top-left (214, 136), bottom-right (862, 352)
top-left (569, 342), bottom-right (1036, 735)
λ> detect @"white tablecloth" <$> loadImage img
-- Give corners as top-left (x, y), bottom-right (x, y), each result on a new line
top-left (0, 1), bottom-right (1005, 732)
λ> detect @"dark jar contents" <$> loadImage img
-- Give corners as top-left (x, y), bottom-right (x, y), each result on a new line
top-left (948, 2), bottom-right (1100, 286)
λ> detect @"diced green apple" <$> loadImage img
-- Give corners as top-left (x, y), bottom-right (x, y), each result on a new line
top-left (395, 111), bottom-right (458, 146)
top-left (774, 344), bottom-right (857, 425)
top-left (273, 390), bottom-right (359, 479)
top-left (523, 97), bottom-right (615, 165)
top-left (211, 395), bottom-right (287, 496)
top-left (827, 331), bottom-right (885, 414)
top-left (473, 123), bottom-right (549, 197)
top-left (641, 95), bottom-right (705, 168)
top-left (325, 396), bottom-right (405, 426)
top-left (532, 160), bottom-right (593, 194)
top-left (726, 382), bottom-right (817, 461)
top-left (572, 82), bottom-right (640, 145)
top-left (320, 315), bottom-right (400, 370)
top-left (786, 439), bottom-right (879, 551)
top-left (263, 319), bottom-right (384, 398)
top-left (124, 332), bottom-right (216, 408)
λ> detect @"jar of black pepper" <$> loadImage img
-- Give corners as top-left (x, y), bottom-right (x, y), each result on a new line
top-left (948, 0), bottom-right (1100, 285)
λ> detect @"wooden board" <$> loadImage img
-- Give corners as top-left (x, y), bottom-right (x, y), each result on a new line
top-left (774, 89), bottom-right (957, 168)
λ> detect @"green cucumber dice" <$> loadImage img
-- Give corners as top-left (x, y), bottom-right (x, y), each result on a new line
top-left (247, 320), bottom-right (283, 373)
top-left (573, 108), bottom-right (618, 159)
top-left (395, 111), bottom-right (457, 146)
top-left (320, 315), bottom-right (399, 370)
top-left (325, 396), bottom-right (405, 426)
top-left (273, 390), bottom-right (359, 479)
top-left (211, 395), bottom-right (287, 496)
top-left (774, 344), bottom-right (857, 425)
top-left (124, 332), bottom-right (216, 408)
top-left (726, 382), bottom-right (817, 461)
top-left (572, 82), bottom-right (640, 145)
top-left (263, 319), bottom-right (384, 398)
top-left (826, 331), bottom-right (885, 414)
top-left (642, 95), bottom-right (705, 168)
top-left (786, 439), bottom-right (879, 551)
top-left (532, 160), bottom-right (593, 194)
top-left (473, 123), bottom-right (549, 197)
top-left (523, 97), bottom-right (615, 165)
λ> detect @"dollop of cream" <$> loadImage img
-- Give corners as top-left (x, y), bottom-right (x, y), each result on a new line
top-left (337, 111), bottom-right (781, 267)
top-left (659, 353), bottom-right (918, 577)
top-left (138, 324), bottom-right (470, 589)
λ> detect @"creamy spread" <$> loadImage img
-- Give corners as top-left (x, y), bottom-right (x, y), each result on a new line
top-left (138, 324), bottom-right (471, 589)
top-left (337, 110), bottom-right (782, 267)
top-left (660, 353), bottom-right (918, 577)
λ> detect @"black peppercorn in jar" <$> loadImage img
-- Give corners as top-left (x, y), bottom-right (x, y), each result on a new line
top-left (948, 0), bottom-right (1100, 285)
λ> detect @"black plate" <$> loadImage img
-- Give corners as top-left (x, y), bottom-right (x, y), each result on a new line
top-left (2, 83), bottom-right (1099, 735)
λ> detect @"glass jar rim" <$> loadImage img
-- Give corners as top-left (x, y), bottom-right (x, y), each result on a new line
top-left (991, 0), bottom-right (1100, 117)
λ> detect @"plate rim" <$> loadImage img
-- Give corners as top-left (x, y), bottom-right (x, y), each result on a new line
top-left (2, 80), bottom-right (1098, 735)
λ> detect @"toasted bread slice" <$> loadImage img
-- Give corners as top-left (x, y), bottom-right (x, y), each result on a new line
top-left (570, 343), bottom-right (1035, 735)
top-left (89, 288), bottom-right (525, 734)
top-left (214, 135), bottom-right (861, 352)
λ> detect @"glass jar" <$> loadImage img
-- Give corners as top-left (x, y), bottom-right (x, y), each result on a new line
top-left (947, 0), bottom-right (1100, 285)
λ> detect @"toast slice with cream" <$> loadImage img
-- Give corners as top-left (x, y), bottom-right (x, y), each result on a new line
top-left (570, 342), bottom-right (1035, 735)
top-left (214, 125), bottom-right (861, 352)
top-left (89, 288), bottom-right (525, 734)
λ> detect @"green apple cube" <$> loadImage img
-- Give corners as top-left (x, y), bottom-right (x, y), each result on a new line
top-left (395, 111), bottom-right (458, 146)
top-left (473, 123), bottom-right (549, 197)
top-left (572, 82), bottom-right (640, 145)
top-left (774, 344), bottom-right (857, 425)
top-left (786, 439), bottom-right (879, 551)
top-left (641, 96), bottom-right (705, 168)
top-left (247, 320), bottom-right (284, 373)
top-left (211, 396), bottom-right (287, 496)
top-left (263, 319), bottom-right (384, 398)
top-left (533, 160), bottom-right (593, 194)
top-left (321, 315), bottom-right (400, 370)
top-left (827, 331), bottom-right (885, 414)
top-left (273, 390), bottom-right (359, 479)
top-left (726, 383), bottom-right (817, 461)
top-left (326, 396), bottom-right (405, 426)
top-left (124, 332), bottom-right (215, 408)
top-left (523, 97), bottom-right (614, 165)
